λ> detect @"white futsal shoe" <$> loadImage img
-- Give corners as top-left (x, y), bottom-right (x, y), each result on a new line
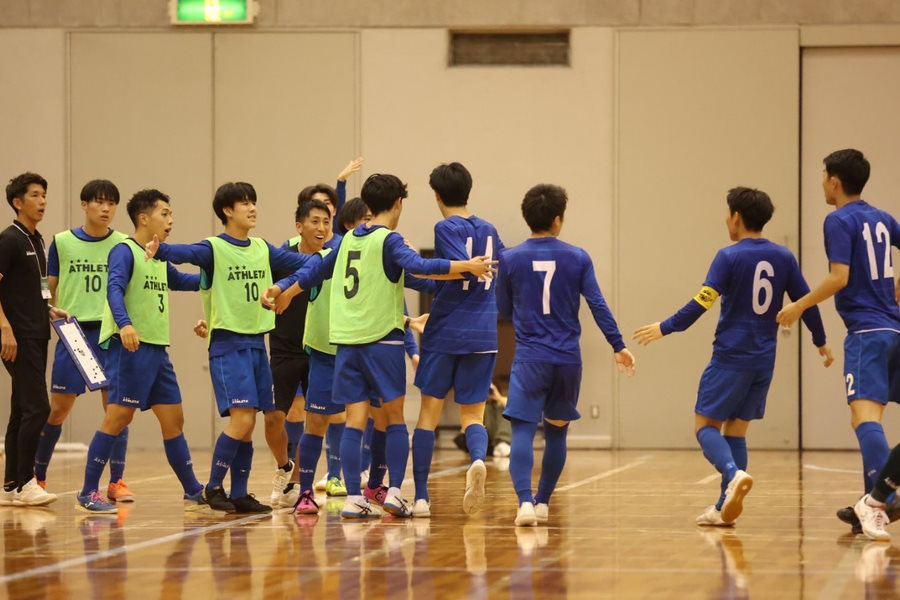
top-left (695, 505), bottom-right (732, 527)
top-left (515, 501), bottom-right (537, 527)
top-left (854, 495), bottom-right (891, 542)
top-left (412, 498), bottom-right (431, 518)
top-left (720, 470), bottom-right (753, 524)
top-left (270, 461), bottom-right (293, 506)
top-left (463, 460), bottom-right (487, 515)
top-left (14, 478), bottom-right (57, 507)
top-left (534, 502), bottom-right (548, 523)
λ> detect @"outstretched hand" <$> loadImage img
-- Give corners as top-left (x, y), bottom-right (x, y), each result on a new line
top-left (144, 235), bottom-right (160, 261)
top-left (632, 322), bottom-right (662, 346)
top-left (775, 301), bottom-right (803, 328)
top-left (338, 157), bottom-right (364, 181)
top-left (467, 255), bottom-right (498, 281)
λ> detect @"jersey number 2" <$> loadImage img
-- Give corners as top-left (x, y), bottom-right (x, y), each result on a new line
top-left (532, 260), bottom-right (556, 315)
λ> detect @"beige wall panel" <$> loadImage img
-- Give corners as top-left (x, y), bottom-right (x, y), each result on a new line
top-left (68, 32), bottom-right (215, 449)
top-left (360, 28), bottom-right (617, 446)
top-left (0, 29), bottom-right (66, 447)
top-left (213, 32), bottom-right (358, 445)
top-left (617, 29), bottom-right (800, 448)
top-left (801, 48), bottom-right (900, 449)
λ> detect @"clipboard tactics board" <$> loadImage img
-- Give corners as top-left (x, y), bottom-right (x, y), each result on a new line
top-left (52, 318), bottom-right (108, 391)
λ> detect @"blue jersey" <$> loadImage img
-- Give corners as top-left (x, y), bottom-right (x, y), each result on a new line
top-left (824, 200), bottom-right (900, 333)
top-left (421, 215), bottom-right (504, 354)
top-left (662, 238), bottom-right (827, 370)
top-left (496, 237), bottom-right (624, 365)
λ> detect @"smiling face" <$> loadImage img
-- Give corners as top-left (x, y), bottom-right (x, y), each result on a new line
top-left (298, 206), bottom-right (331, 253)
top-left (225, 197), bottom-right (257, 231)
top-left (13, 183), bottom-right (47, 227)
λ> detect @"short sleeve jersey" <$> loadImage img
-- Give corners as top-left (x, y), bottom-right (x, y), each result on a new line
top-left (823, 200), bottom-right (900, 333)
top-left (421, 215), bottom-right (504, 354)
top-left (704, 238), bottom-right (813, 369)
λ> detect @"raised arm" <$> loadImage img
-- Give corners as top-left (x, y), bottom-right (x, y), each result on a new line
top-left (166, 263), bottom-right (201, 292)
top-left (149, 238), bottom-right (214, 272)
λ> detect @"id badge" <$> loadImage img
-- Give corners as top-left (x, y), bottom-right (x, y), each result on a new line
top-left (41, 276), bottom-right (51, 300)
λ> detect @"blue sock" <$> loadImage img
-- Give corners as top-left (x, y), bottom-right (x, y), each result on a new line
top-left (856, 421), bottom-right (891, 494)
top-left (465, 423), bottom-right (489, 463)
top-left (535, 422), bottom-right (568, 505)
top-left (327, 423), bottom-right (346, 480)
top-left (361, 418), bottom-right (375, 472)
top-left (285, 420), bottom-right (305, 464)
top-left (718, 436), bottom-right (748, 508)
top-left (108, 426), bottom-right (128, 483)
top-left (367, 428), bottom-right (387, 490)
top-left (412, 429), bottom-right (435, 502)
top-left (229, 442), bottom-right (253, 499)
top-left (510, 419), bottom-right (538, 505)
top-left (340, 427), bottom-right (364, 496)
top-left (164, 434), bottom-right (203, 496)
top-left (81, 431), bottom-right (117, 497)
top-left (34, 422), bottom-right (62, 481)
top-left (697, 426), bottom-right (737, 510)
top-left (299, 434), bottom-right (324, 492)
top-left (207, 433), bottom-right (242, 490)
top-left (386, 423), bottom-right (410, 490)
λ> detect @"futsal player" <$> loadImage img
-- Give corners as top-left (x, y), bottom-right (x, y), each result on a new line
top-left (263, 173), bottom-right (494, 518)
top-left (411, 162), bottom-right (504, 518)
top-left (635, 186), bottom-right (833, 526)
top-left (777, 149), bottom-right (900, 531)
top-left (147, 182), bottom-right (312, 513)
top-left (34, 180), bottom-right (131, 500)
top-left (498, 183), bottom-right (635, 527)
top-left (76, 189), bottom-right (206, 513)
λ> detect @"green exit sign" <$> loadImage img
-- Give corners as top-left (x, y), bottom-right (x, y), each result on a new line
top-left (171, 0), bottom-right (257, 25)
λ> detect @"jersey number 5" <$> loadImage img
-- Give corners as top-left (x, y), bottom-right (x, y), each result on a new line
top-left (344, 250), bottom-right (361, 299)
top-left (532, 260), bottom-right (556, 315)
top-left (752, 260), bottom-right (775, 315)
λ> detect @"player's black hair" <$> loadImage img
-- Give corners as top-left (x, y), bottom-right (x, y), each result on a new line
top-left (297, 184), bottom-right (339, 213)
top-left (429, 162), bottom-right (472, 207)
top-left (295, 199), bottom-right (332, 223)
top-left (6, 172), bottom-right (47, 213)
top-left (726, 187), bottom-right (774, 232)
top-left (213, 181), bottom-right (256, 225)
top-left (127, 189), bottom-right (170, 226)
top-left (824, 148), bottom-right (870, 197)
top-left (80, 179), bottom-right (120, 205)
top-left (361, 174), bottom-right (407, 216)
top-left (336, 197), bottom-right (368, 235)
top-left (521, 184), bottom-right (567, 233)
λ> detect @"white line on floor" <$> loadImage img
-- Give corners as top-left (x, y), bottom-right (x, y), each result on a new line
top-left (804, 464), bottom-right (859, 475)
top-left (696, 473), bottom-right (720, 484)
top-left (553, 455), bottom-right (653, 493)
top-left (54, 474), bottom-right (176, 498)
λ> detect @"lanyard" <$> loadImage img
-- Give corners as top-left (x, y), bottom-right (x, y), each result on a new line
top-left (11, 223), bottom-right (47, 278)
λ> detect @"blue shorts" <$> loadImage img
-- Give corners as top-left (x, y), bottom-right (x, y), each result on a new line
top-left (105, 337), bottom-right (181, 411)
top-left (695, 363), bottom-right (772, 421)
top-left (333, 343), bottom-right (405, 406)
top-left (50, 325), bottom-right (107, 395)
top-left (306, 349), bottom-right (343, 415)
top-left (210, 347), bottom-right (275, 417)
top-left (503, 361), bottom-right (582, 424)
top-left (843, 330), bottom-right (900, 405)
top-left (414, 351), bottom-right (497, 405)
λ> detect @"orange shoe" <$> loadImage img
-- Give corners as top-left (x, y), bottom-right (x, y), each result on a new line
top-left (107, 480), bottom-right (136, 503)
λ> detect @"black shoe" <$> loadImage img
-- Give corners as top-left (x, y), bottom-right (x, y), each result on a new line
top-left (886, 494), bottom-right (900, 522)
top-left (231, 494), bottom-right (272, 514)
top-left (453, 433), bottom-right (469, 453)
top-left (837, 505), bottom-right (863, 534)
top-left (203, 486), bottom-right (235, 513)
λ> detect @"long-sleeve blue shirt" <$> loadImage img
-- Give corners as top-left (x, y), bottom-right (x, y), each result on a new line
top-left (107, 241), bottom-right (200, 335)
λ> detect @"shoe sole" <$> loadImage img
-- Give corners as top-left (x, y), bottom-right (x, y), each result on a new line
top-left (463, 462), bottom-right (487, 515)
top-left (14, 496), bottom-right (58, 507)
top-left (295, 506), bottom-right (320, 515)
top-left (721, 473), bottom-right (753, 524)
top-left (75, 504), bottom-right (117, 514)
top-left (383, 501), bottom-right (411, 518)
top-left (326, 490), bottom-right (349, 497)
top-left (515, 514), bottom-right (537, 527)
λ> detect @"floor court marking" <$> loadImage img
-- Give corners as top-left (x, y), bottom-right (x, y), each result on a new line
top-left (553, 455), bottom-right (653, 493)
top-left (54, 474), bottom-right (176, 498)
top-left (2, 461), bottom-right (478, 585)
top-left (804, 464), bottom-right (859, 475)
top-left (696, 473), bottom-right (720, 484)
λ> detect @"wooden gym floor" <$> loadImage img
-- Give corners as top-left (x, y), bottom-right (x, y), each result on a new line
top-left (0, 448), bottom-right (895, 599)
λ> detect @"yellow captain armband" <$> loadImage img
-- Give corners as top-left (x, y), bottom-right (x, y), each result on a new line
top-left (693, 286), bottom-right (720, 310)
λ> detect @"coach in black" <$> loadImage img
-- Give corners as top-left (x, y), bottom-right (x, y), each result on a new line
top-left (0, 172), bottom-right (66, 507)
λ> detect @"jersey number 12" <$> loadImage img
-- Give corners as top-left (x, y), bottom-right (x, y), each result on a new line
top-left (862, 222), bottom-right (894, 280)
